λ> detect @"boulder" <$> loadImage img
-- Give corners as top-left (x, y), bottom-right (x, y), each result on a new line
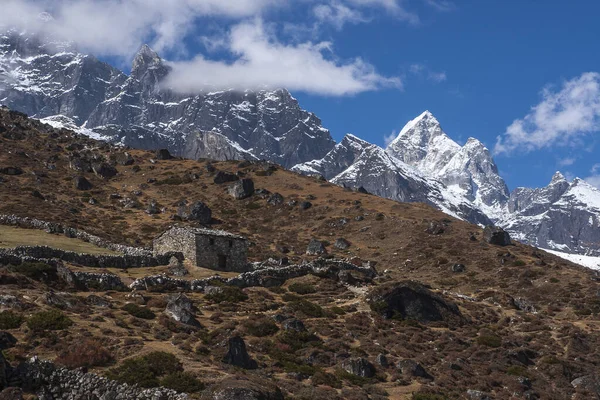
top-left (155, 149), bottom-right (173, 160)
top-left (165, 293), bottom-right (200, 327)
top-left (467, 390), bottom-right (493, 400)
top-left (483, 226), bottom-right (512, 246)
top-left (114, 152), bottom-right (134, 166)
top-left (282, 319), bottom-right (307, 332)
top-left (188, 201), bottom-right (212, 223)
top-left (367, 281), bottom-right (462, 324)
top-left (306, 239), bottom-right (327, 255)
top-left (571, 375), bottom-right (600, 397)
top-left (201, 378), bottom-right (284, 400)
top-left (0, 332), bottom-right (16, 351)
top-left (0, 167), bottom-right (22, 176)
top-left (334, 238), bottom-right (351, 250)
top-left (85, 295), bottom-right (111, 308)
top-left (376, 354), bottom-right (389, 368)
top-left (229, 179), bottom-right (255, 200)
top-left (426, 221), bottom-right (446, 235)
top-left (91, 162), bottom-right (118, 179)
top-left (452, 264), bottom-right (466, 273)
top-left (213, 171), bottom-right (238, 184)
top-left (341, 357), bottom-right (376, 378)
top-left (146, 199), bottom-right (161, 215)
top-left (74, 176), bottom-right (93, 191)
top-left (267, 193), bottom-right (284, 206)
top-left (299, 201), bottom-right (312, 210)
top-left (356, 186), bottom-right (369, 194)
top-left (222, 336), bottom-right (257, 369)
top-left (167, 257), bottom-right (189, 277)
top-left (396, 359), bottom-right (432, 379)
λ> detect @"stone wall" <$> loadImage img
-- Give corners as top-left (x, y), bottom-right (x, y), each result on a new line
top-left (154, 228), bottom-right (197, 263)
top-left (130, 258), bottom-right (377, 292)
top-left (0, 246), bottom-right (182, 270)
top-left (0, 214), bottom-right (151, 256)
top-left (14, 357), bottom-right (189, 400)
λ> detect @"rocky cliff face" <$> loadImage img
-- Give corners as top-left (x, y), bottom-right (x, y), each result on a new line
top-left (0, 31), bottom-right (335, 168)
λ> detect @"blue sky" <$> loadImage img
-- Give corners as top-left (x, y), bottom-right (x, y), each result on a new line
top-left (4, 0), bottom-right (599, 190)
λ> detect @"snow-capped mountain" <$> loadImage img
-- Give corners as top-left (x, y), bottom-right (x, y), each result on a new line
top-left (0, 30), bottom-right (335, 168)
top-left (295, 112), bottom-right (600, 257)
top-left (1, 29), bottom-right (598, 257)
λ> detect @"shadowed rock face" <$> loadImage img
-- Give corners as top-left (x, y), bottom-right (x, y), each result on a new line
top-left (0, 32), bottom-right (335, 169)
top-left (483, 226), bottom-right (512, 246)
top-left (368, 281), bottom-right (462, 324)
top-left (222, 337), bottom-right (257, 370)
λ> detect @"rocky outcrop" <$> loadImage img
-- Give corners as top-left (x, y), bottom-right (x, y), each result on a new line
top-left (367, 281), bottom-right (462, 324)
top-left (177, 202), bottom-right (212, 224)
top-left (222, 337), bottom-right (257, 370)
top-left (228, 179), bottom-right (255, 200)
top-left (57, 264), bottom-right (126, 290)
top-left (341, 358), bottom-right (376, 378)
top-left (73, 176), bottom-right (93, 191)
top-left (200, 378), bottom-right (284, 400)
top-left (165, 294), bottom-right (200, 327)
top-left (483, 226), bottom-right (512, 246)
top-left (396, 359), bottom-right (433, 379)
top-left (306, 239), bottom-right (327, 255)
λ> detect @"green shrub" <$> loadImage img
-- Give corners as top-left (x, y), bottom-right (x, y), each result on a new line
top-left (204, 286), bottom-right (248, 304)
top-left (311, 371), bottom-right (342, 388)
top-left (334, 368), bottom-right (371, 386)
top-left (513, 260), bottom-right (526, 267)
top-left (106, 358), bottom-right (159, 388)
top-left (246, 202), bottom-right (262, 210)
top-left (278, 330), bottom-right (321, 351)
top-left (369, 300), bottom-right (388, 314)
top-left (10, 262), bottom-right (56, 281)
top-left (27, 310), bottom-right (72, 331)
top-left (160, 372), bottom-right (205, 392)
top-left (476, 334), bottom-right (502, 348)
top-left (506, 365), bottom-right (528, 377)
top-left (283, 294), bottom-right (326, 318)
top-left (288, 282), bottom-right (317, 295)
top-left (122, 303), bottom-right (156, 320)
top-left (412, 393), bottom-right (448, 400)
top-left (244, 318), bottom-right (279, 337)
top-left (0, 311), bottom-right (24, 329)
top-left (106, 351), bottom-right (183, 388)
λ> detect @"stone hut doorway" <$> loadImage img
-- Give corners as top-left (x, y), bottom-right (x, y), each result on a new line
top-left (218, 254), bottom-right (227, 269)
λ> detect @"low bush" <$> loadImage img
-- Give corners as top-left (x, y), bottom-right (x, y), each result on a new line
top-left (0, 311), bottom-right (24, 329)
top-left (476, 334), bottom-right (502, 348)
top-left (160, 372), bottom-right (205, 392)
top-left (9, 262), bottom-right (56, 281)
top-left (312, 371), bottom-right (342, 388)
top-left (288, 282), bottom-right (317, 295)
top-left (106, 351), bottom-right (183, 388)
top-left (278, 330), bottom-right (321, 351)
top-left (122, 303), bottom-right (156, 320)
top-left (243, 317), bottom-right (279, 337)
top-left (204, 286), bottom-right (248, 304)
top-left (27, 310), bottom-right (72, 331)
top-left (334, 368), bottom-right (371, 386)
top-left (412, 393), bottom-right (448, 400)
top-left (55, 338), bottom-right (112, 368)
top-left (286, 298), bottom-right (327, 318)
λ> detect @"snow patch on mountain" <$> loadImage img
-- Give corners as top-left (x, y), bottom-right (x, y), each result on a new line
top-left (545, 249), bottom-right (600, 271)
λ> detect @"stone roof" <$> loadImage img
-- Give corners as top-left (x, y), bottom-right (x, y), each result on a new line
top-left (157, 226), bottom-right (246, 241)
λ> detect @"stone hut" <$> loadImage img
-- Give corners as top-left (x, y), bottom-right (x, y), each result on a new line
top-left (153, 227), bottom-right (248, 272)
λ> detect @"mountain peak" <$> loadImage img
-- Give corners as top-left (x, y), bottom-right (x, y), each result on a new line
top-left (131, 44), bottom-right (162, 75)
top-left (551, 171), bottom-right (567, 183)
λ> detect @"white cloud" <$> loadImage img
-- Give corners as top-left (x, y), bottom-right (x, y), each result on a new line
top-left (384, 130), bottom-right (398, 146)
top-left (558, 157), bottom-right (576, 167)
top-left (495, 72), bottom-right (600, 155)
top-left (409, 63), bottom-right (447, 83)
top-left (423, 0), bottom-right (456, 12)
top-left (313, 2), bottom-right (368, 30)
top-left (164, 20), bottom-right (401, 96)
top-left (586, 163), bottom-right (600, 188)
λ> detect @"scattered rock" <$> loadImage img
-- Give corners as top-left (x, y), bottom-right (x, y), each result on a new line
top-left (571, 375), bottom-right (600, 397)
top-left (222, 336), bottom-right (257, 369)
top-left (229, 178), bottom-right (255, 200)
top-left (342, 358), bottom-right (376, 378)
top-left (213, 171), bottom-right (238, 184)
top-left (452, 264), bottom-right (466, 273)
top-left (30, 190), bottom-right (45, 200)
top-left (508, 348), bottom-right (536, 366)
top-left (167, 257), bottom-right (189, 277)
top-left (0, 332), bottom-right (17, 351)
top-left (73, 176), bottom-right (93, 191)
top-left (483, 226), bottom-right (512, 246)
top-left (306, 239), bottom-right (327, 255)
top-left (165, 293), bottom-right (201, 327)
top-left (155, 149), bottom-right (173, 160)
top-left (467, 390), bottom-right (492, 400)
top-left (283, 319), bottom-right (307, 332)
top-left (368, 281), bottom-right (462, 324)
top-left (188, 201), bottom-right (212, 224)
top-left (299, 201), bottom-right (312, 210)
top-left (205, 163), bottom-right (216, 173)
top-left (396, 359), bottom-right (432, 379)
top-left (334, 238), bottom-right (351, 250)
top-left (42, 291), bottom-right (80, 309)
top-left (267, 193), bottom-right (284, 206)
top-left (513, 297), bottom-right (537, 313)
